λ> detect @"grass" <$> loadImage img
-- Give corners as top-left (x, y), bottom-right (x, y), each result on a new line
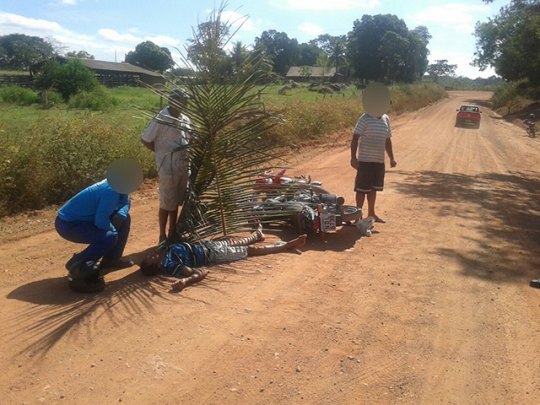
top-left (0, 82), bottom-right (446, 217)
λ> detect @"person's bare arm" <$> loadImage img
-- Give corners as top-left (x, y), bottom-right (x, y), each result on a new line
top-left (171, 266), bottom-right (208, 292)
top-left (350, 133), bottom-right (359, 169)
top-left (385, 138), bottom-right (397, 167)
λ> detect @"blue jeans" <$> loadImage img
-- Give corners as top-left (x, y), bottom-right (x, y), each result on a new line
top-left (55, 214), bottom-right (131, 263)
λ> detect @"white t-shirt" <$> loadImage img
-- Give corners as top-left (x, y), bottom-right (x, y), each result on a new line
top-left (141, 107), bottom-right (192, 177)
top-left (353, 113), bottom-right (392, 164)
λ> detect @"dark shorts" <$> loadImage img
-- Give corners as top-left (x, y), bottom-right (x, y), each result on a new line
top-left (354, 162), bottom-right (385, 193)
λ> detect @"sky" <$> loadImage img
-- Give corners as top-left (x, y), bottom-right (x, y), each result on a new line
top-left (0, 0), bottom-right (510, 78)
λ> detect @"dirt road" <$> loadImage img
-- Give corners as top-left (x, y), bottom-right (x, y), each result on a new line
top-left (1, 91), bottom-right (539, 404)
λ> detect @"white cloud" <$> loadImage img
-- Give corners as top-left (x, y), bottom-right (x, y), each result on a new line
top-left (98, 28), bottom-right (140, 43)
top-left (298, 22), bottom-right (324, 36)
top-left (272, 0), bottom-right (380, 11)
top-left (146, 35), bottom-right (180, 48)
top-left (429, 51), bottom-right (496, 78)
top-left (221, 10), bottom-right (255, 31)
top-left (0, 12), bottom-right (63, 34)
top-left (409, 3), bottom-right (490, 34)
top-left (60, 0), bottom-right (77, 5)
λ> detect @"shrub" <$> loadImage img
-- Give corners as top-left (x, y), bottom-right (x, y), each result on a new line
top-left (0, 86), bottom-right (40, 105)
top-left (34, 59), bottom-right (99, 101)
top-left (68, 85), bottom-right (119, 111)
top-left (265, 82), bottom-right (447, 146)
top-left (0, 113), bottom-right (154, 216)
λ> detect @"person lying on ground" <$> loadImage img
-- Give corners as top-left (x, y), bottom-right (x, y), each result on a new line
top-left (140, 227), bottom-right (307, 292)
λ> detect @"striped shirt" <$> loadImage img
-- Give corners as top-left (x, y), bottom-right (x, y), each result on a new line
top-left (353, 113), bottom-right (392, 163)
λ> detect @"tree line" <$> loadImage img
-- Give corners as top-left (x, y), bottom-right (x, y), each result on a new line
top-left (0, 2), bottom-right (538, 86)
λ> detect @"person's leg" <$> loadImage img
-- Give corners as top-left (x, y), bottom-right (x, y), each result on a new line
top-left (368, 162), bottom-right (386, 223)
top-left (167, 208), bottom-right (178, 238)
top-left (158, 208), bottom-right (168, 243)
top-left (366, 190), bottom-right (377, 218)
top-left (355, 191), bottom-right (366, 209)
top-left (354, 162), bottom-right (371, 212)
top-left (101, 214), bottom-right (134, 269)
top-left (247, 234), bottom-right (307, 256)
top-left (56, 216), bottom-right (118, 267)
top-left (218, 225), bottom-right (265, 247)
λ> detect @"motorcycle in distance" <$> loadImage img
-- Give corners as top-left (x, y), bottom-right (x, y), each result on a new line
top-left (252, 169), bottom-right (362, 235)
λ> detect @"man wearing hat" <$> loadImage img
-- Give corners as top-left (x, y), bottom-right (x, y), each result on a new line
top-left (55, 158), bottom-right (143, 292)
top-left (141, 88), bottom-right (192, 243)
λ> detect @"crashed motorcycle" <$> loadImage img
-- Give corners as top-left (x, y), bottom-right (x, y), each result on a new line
top-left (252, 170), bottom-right (362, 235)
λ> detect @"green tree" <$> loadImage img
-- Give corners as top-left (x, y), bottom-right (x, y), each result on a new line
top-left (427, 59), bottom-right (457, 82)
top-left (186, 19), bottom-right (233, 82)
top-left (405, 26), bottom-right (431, 82)
top-left (473, 0), bottom-right (540, 85)
top-left (255, 30), bottom-right (299, 75)
top-left (34, 59), bottom-right (99, 101)
top-left (311, 34), bottom-right (347, 73)
top-left (347, 14), bottom-right (410, 82)
top-left (65, 50), bottom-right (94, 59)
top-left (229, 41), bottom-right (249, 74)
top-left (378, 31), bottom-right (409, 82)
top-left (0, 34), bottom-right (55, 70)
top-left (346, 14), bottom-right (430, 83)
top-left (297, 42), bottom-right (321, 66)
top-left (125, 41), bottom-right (174, 72)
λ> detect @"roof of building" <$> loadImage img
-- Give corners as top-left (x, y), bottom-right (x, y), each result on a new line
top-left (286, 66), bottom-right (337, 78)
top-left (66, 57), bottom-right (163, 77)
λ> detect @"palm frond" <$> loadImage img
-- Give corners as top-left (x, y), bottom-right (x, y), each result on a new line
top-left (147, 3), bottom-right (300, 243)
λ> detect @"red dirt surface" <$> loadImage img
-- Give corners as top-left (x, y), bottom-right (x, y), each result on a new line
top-left (1, 91), bottom-right (539, 404)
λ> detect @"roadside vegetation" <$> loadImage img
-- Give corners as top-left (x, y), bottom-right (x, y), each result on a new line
top-left (0, 80), bottom-right (446, 218)
top-left (472, 0), bottom-right (539, 117)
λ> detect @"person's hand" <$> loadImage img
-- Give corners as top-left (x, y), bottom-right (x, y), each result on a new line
top-left (350, 157), bottom-right (358, 169)
top-left (390, 159), bottom-right (397, 168)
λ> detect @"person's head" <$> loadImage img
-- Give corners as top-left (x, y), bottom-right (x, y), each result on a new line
top-left (529, 113), bottom-right (535, 119)
top-left (140, 250), bottom-right (165, 276)
top-left (362, 82), bottom-right (390, 118)
top-left (168, 88), bottom-right (189, 117)
top-left (106, 158), bottom-right (144, 195)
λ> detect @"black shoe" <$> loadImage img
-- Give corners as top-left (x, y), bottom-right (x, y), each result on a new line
top-left (529, 279), bottom-right (540, 289)
top-left (65, 254), bottom-right (82, 272)
top-left (100, 259), bottom-right (134, 270)
top-left (68, 274), bottom-right (105, 293)
top-left (68, 260), bottom-right (104, 293)
top-left (69, 260), bottom-right (101, 280)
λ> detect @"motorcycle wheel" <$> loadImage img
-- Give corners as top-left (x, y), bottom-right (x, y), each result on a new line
top-left (341, 205), bottom-right (362, 223)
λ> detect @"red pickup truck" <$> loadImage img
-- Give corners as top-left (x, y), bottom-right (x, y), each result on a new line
top-left (455, 105), bottom-right (481, 128)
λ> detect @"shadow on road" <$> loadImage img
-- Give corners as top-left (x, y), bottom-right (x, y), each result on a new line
top-left (3, 262), bottom-right (187, 360)
top-left (395, 170), bottom-right (540, 282)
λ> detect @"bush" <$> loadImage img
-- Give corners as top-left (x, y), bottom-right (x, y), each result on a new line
top-left (390, 82), bottom-right (447, 114)
top-left (0, 86), bottom-right (40, 105)
top-left (68, 85), bottom-right (119, 111)
top-left (265, 82), bottom-right (447, 146)
top-left (34, 59), bottom-right (99, 101)
top-left (0, 114), bottom-right (154, 216)
top-left (40, 90), bottom-right (64, 107)
top-left (267, 98), bottom-right (358, 145)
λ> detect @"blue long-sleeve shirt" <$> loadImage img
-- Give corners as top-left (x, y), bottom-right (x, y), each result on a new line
top-left (57, 179), bottom-right (130, 231)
